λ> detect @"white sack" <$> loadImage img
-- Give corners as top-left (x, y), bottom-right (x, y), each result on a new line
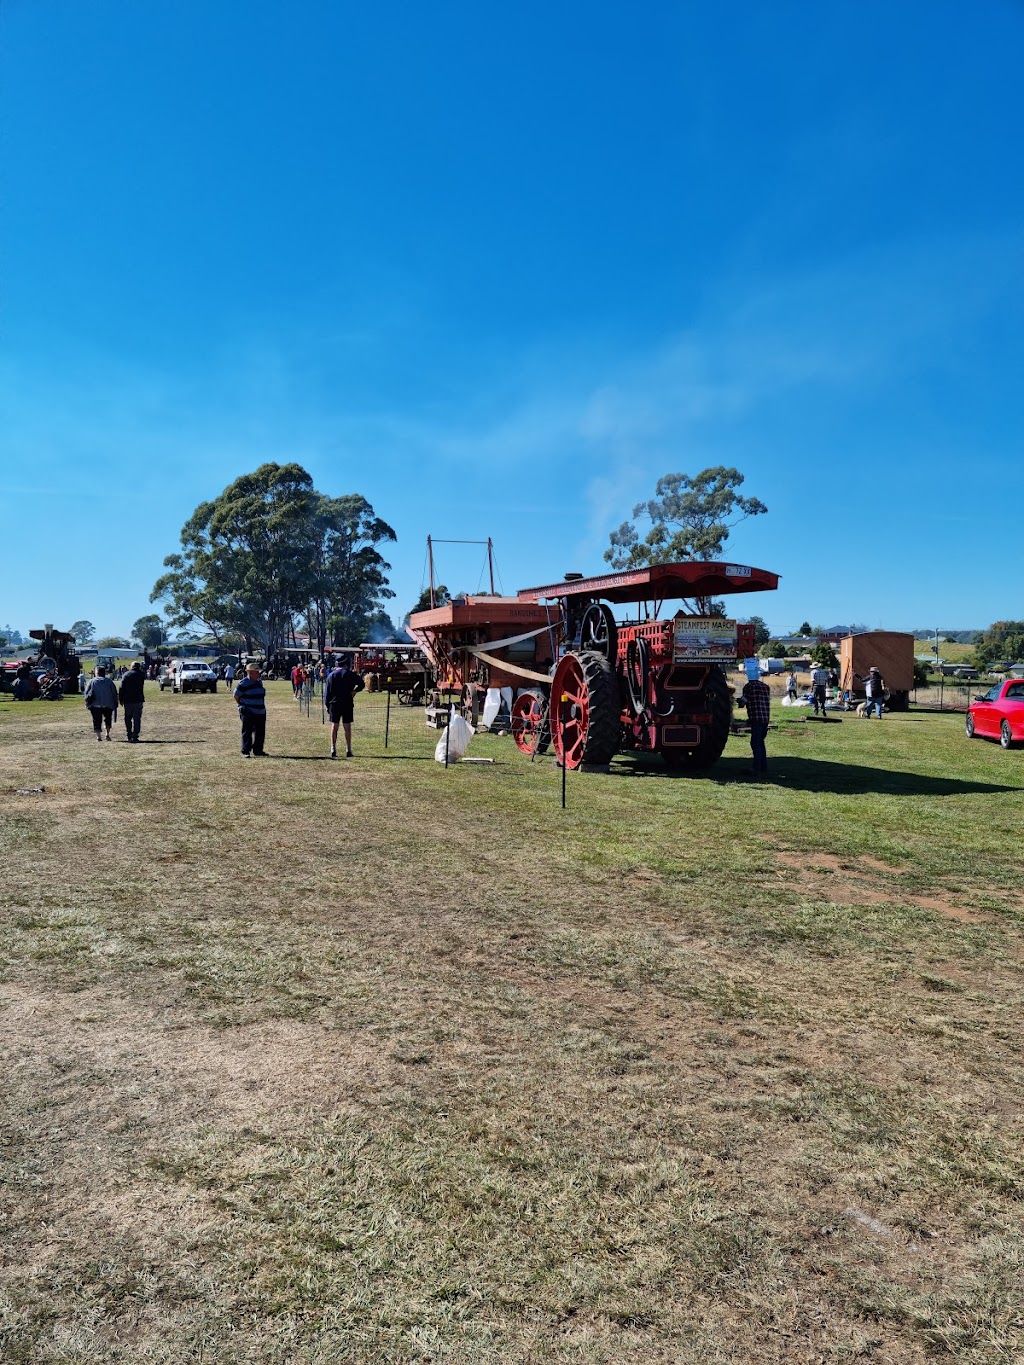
top-left (434, 710), bottom-right (475, 764)
top-left (480, 688), bottom-right (502, 730)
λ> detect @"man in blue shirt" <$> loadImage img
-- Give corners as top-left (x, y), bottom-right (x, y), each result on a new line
top-left (232, 663), bottom-right (267, 757)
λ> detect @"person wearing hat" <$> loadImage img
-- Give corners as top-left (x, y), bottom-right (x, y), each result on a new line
top-left (324, 652), bottom-right (365, 758)
top-left (232, 662), bottom-right (268, 756)
top-left (118, 659), bottom-right (147, 742)
top-left (810, 661), bottom-right (831, 719)
top-left (863, 666), bottom-right (886, 720)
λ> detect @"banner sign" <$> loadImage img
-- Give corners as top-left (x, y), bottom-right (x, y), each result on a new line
top-left (673, 617), bottom-right (739, 662)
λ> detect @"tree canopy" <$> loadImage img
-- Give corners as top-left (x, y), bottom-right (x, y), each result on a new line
top-left (605, 466), bottom-right (767, 570)
top-left (305, 494), bottom-right (397, 651)
top-left (810, 642), bottom-right (839, 669)
top-left (132, 614), bottom-right (166, 649)
top-left (405, 585), bottom-right (450, 624)
top-left (975, 621), bottom-right (1024, 670)
top-left (740, 615), bottom-right (771, 647)
top-left (69, 619), bottom-right (96, 644)
top-left (151, 464), bottom-right (396, 655)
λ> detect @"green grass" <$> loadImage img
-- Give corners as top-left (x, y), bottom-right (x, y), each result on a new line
top-left (0, 685), bottom-right (1022, 1362)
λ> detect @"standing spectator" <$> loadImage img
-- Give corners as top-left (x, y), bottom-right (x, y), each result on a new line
top-left (741, 672), bottom-right (771, 777)
top-left (233, 663), bottom-right (267, 757)
top-left (863, 666), bottom-right (886, 720)
top-left (291, 663), bottom-right (303, 697)
top-left (224, 660), bottom-right (236, 685)
top-left (118, 660), bottom-right (146, 742)
top-left (786, 671), bottom-right (798, 702)
top-left (810, 662), bottom-right (830, 719)
top-left (85, 666), bottom-right (118, 742)
top-left (325, 654), bottom-right (365, 758)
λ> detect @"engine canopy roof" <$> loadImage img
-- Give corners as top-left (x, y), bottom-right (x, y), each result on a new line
top-left (517, 561), bottom-right (779, 605)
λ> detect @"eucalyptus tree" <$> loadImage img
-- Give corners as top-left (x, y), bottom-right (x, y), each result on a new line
top-left (152, 464), bottom-right (396, 657)
top-left (605, 466), bottom-right (767, 570)
top-left (305, 494), bottom-right (396, 651)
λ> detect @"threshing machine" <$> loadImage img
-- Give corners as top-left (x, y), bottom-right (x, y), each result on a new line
top-left (409, 561), bottom-right (779, 771)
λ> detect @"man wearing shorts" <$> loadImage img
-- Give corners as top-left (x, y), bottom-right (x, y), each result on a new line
top-left (325, 655), bottom-right (365, 758)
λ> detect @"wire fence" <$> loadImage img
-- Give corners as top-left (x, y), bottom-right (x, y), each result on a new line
top-left (911, 681), bottom-right (978, 712)
top-left (291, 675), bottom-right (437, 748)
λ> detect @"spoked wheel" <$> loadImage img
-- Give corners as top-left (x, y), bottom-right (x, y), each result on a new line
top-left (549, 650), bottom-right (619, 770)
top-left (579, 603), bottom-right (618, 661)
top-left (511, 691), bottom-right (550, 755)
top-left (626, 637), bottom-right (650, 715)
top-left (1000, 720), bottom-right (1016, 750)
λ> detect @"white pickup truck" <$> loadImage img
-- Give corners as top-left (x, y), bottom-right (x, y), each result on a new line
top-left (162, 660), bottom-right (218, 694)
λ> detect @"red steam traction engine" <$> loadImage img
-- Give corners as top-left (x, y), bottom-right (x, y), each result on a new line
top-left (409, 561), bottom-right (778, 772)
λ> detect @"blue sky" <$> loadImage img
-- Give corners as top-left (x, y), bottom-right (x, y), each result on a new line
top-left (2, 1), bottom-right (1021, 640)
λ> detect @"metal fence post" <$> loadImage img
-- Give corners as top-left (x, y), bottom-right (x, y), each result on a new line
top-left (385, 686), bottom-right (391, 749)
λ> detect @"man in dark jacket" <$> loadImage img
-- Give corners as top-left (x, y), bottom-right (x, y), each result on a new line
top-left (325, 655), bottom-right (365, 758)
top-left (118, 661), bottom-right (146, 742)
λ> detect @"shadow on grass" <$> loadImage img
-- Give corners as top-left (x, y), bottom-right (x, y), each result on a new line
top-left (610, 753), bottom-right (1022, 796)
top-left (134, 739), bottom-right (208, 745)
top-left (265, 752), bottom-right (435, 762)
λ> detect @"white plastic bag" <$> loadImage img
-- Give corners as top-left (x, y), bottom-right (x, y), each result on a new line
top-left (480, 687), bottom-right (502, 730)
top-left (434, 710), bottom-right (475, 764)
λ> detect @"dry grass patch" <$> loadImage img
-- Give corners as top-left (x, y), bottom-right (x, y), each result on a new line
top-left (1, 688), bottom-right (1022, 1361)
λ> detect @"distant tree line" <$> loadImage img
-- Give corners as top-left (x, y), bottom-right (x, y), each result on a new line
top-left (150, 463), bottom-right (398, 657)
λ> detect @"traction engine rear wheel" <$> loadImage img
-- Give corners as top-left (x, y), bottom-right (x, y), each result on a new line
top-left (511, 691), bottom-right (550, 755)
top-left (660, 666), bottom-right (733, 772)
top-left (549, 650), bottom-right (619, 770)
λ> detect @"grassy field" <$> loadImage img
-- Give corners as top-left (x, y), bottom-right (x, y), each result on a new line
top-left (1, 684), bottom-right (1022, 1363)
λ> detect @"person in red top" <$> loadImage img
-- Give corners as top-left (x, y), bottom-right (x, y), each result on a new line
top-left (291, 664), bottom-right (303, 697)
top-left (740, 674), bottom-right (771, 777)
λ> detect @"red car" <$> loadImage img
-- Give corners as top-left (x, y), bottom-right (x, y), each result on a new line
top-left (966, 678), bottom-right (1024, 748)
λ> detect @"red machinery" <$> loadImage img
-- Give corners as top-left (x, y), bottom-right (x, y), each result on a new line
top-left (407, 596), bottom-right (559, 728)
top-left (410, 561), bottom-right (779, 770)
top-left (352, 643), bottom-right (430, 705)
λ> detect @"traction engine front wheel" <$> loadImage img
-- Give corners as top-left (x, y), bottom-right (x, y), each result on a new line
top-left (549, 650), bottom-right (619, 770)
top-left (511, 692), bottom-right (550, 755)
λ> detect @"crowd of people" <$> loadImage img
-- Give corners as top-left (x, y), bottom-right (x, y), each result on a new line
top-left (71, 654), bottom-right (368, 759)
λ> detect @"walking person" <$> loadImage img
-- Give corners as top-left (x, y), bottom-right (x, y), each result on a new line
top-left (84, 666), bottom-right (118, 741)
top-left (810, 661), bottom-right (830, 719)
top-left (863, 666), bottom-right (886, 719)
top-left (232, 662), bottom-right (267, 757)
top-left (325, 654), bottom-right (365, 758)
top-left (118, 660), bottom-right (146, 742)
top-left (741, 672), bottom-right (771, 777)
top-left (786, 671), bottom-right (798, 702)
